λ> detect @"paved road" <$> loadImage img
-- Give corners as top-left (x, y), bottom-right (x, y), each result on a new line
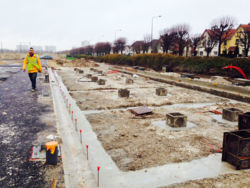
top-left (0, 68), bottom-right (50, 187)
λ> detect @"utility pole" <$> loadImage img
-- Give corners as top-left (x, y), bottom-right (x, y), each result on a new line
top-left (151, 15), bottom-right (162, 53)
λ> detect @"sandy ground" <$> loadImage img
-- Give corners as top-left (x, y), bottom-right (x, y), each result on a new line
top-left (164, 173), bottom-right (250, 188)
top-left (161, 72), bottom-right (232, 85)
top-left (86, 101), bottom-right (250, 171)
top-left (57, 66), bottom-right (229, 110)
top-left (54, 60), bottom-right (250, 186)
top-left (0, 53), bottom-right (26, 60)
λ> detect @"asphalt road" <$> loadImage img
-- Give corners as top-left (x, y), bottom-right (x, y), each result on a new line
top-left (0, 68), bottom-right (50, 187)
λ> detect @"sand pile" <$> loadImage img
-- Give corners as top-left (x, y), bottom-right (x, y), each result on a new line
top-left (56, 59), bottom-right (99, 67)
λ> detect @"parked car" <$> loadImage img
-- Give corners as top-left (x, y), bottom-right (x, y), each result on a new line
top-left (40, 55), bottom-right (53, 60)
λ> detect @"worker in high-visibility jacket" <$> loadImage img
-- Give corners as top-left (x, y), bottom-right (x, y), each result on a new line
top-left (23, 47), bottom-right (42, 91)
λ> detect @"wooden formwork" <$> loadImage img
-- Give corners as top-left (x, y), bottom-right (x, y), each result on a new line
top-left (222, 130), bottom-right (250, 170)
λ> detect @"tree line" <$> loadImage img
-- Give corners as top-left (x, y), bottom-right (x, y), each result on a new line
top-left (70, 16), bottom-right (250, 57)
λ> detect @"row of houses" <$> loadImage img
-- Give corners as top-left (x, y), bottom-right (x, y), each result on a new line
top-left (120, 23), bottom-right (250, 57)
top-left (69, 23), bottom-right (249, 57)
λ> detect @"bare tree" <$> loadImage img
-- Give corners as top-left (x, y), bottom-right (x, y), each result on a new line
top-left (95, 42), bottom-right (111, 56)
top-left (160, 28), bottom-right (177, 53)
top-left (173, 24), bottom-right (190, 56)
top-left (84, 45), bottom-right (94, 55)
top-left (202, 32), bottom-right (218, 57)
top-left (191, 34), bottom-right (201, 56)
top-left (103, 42), bottom-right (112, 54)
top-left (131, 41), bottom-right (143, 54)
top-left (113, 37), bottom-right (127, 54)
top-left (211, 16), bottom-right (236, 56)
top-left (237, 25), bottom-right (250, 57)
top-left (142, 34), bottom-right (151, 53)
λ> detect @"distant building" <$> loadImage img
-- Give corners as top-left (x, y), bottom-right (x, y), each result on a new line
top-left (131, 41), bottom-right (144, 54)
top-left (197, 29), bottom-right (219, 57)
top-left (16, 44), bottom-right (29, 52)
top-left (149, 39), bottom-right (163, 53)
top-left (44, 45), bottom-right (56, 53)
top-left (123, 45), bottom-right (133, 55)
top-left (81, 41), bottom-right (90, 47)
top-left (221, 24), bottom-right (250, 57)
top-left (131, 40), bottom-right (163, 54)
top-left (32, 45), bottom-right (43, 53)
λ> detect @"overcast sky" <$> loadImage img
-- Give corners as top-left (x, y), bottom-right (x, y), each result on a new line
top-left (0, 0), bottom-right (249, 51)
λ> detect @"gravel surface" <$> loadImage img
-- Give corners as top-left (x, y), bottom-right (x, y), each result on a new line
top-left (0, 68), bottom-right (64, 187)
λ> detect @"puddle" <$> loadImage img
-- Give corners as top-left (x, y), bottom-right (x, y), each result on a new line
top-left (152, 120), bottom-right (197, 130)
top-left (210, 115), bottom-right (237, 127)
top-left (0, 66), bottom-right (21, 82)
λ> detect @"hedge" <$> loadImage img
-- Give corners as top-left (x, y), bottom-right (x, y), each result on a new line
top-left (94, 54), bottom-right (250, 78)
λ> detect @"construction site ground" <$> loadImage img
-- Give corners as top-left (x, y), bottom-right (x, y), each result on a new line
top-left (52, 59), bottom-right (250, 187)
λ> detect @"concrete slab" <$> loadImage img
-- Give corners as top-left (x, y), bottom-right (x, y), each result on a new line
top-left (49, 69), bottom-right (96, 188)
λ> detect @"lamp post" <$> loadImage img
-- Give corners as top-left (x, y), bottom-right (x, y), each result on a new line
top-left (115, 29), bottom-right (122, 41)
top-left (151, 15), bottom-right (162, 53)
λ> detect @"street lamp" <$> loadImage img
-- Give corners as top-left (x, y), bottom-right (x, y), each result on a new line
top-left (151, 15), bottom-right (162, 52)
top-left (115, 29), bottom-right (122, 41)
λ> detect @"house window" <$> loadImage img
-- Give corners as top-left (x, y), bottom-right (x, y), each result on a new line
top-left (214, 51), bottom-right (218, 55)
top-left (200, 51), bottom-right (203, 56)
top-left (235, 39), bottom-right (239, 45)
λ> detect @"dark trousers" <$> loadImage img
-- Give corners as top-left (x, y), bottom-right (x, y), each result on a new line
top-left (28, 73), bottom-right (37, 89)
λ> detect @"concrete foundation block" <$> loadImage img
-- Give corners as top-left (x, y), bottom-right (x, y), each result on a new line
top-left (44, 74), bottom-right (49, 83)
top-left (78, 70), bottom-right (84, 74)
top-left (166, 112), bottom-right (187, 127)
top-left (126, 78), bottom-right (134, 84)
top-left (222, 108), bottom-right (243, 122)
top-left (118, 89), bottom-right (130, 98)
top-left (232, 78), bottom-right (250, 86)
top-left (97, 79), bottom-right (106, 85)
top-left (42, 86), bottom-right (50, 97)
top-left (91, 76), bottom-right (98, 82)
top-left (238, 112), bottom-right (250, 130)
top-left (156, 88), bottom-right (167, 96)
top-left (86, 74), bottom-right (92, 78)
top-left (222, 130), bottom-right (250, 170)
